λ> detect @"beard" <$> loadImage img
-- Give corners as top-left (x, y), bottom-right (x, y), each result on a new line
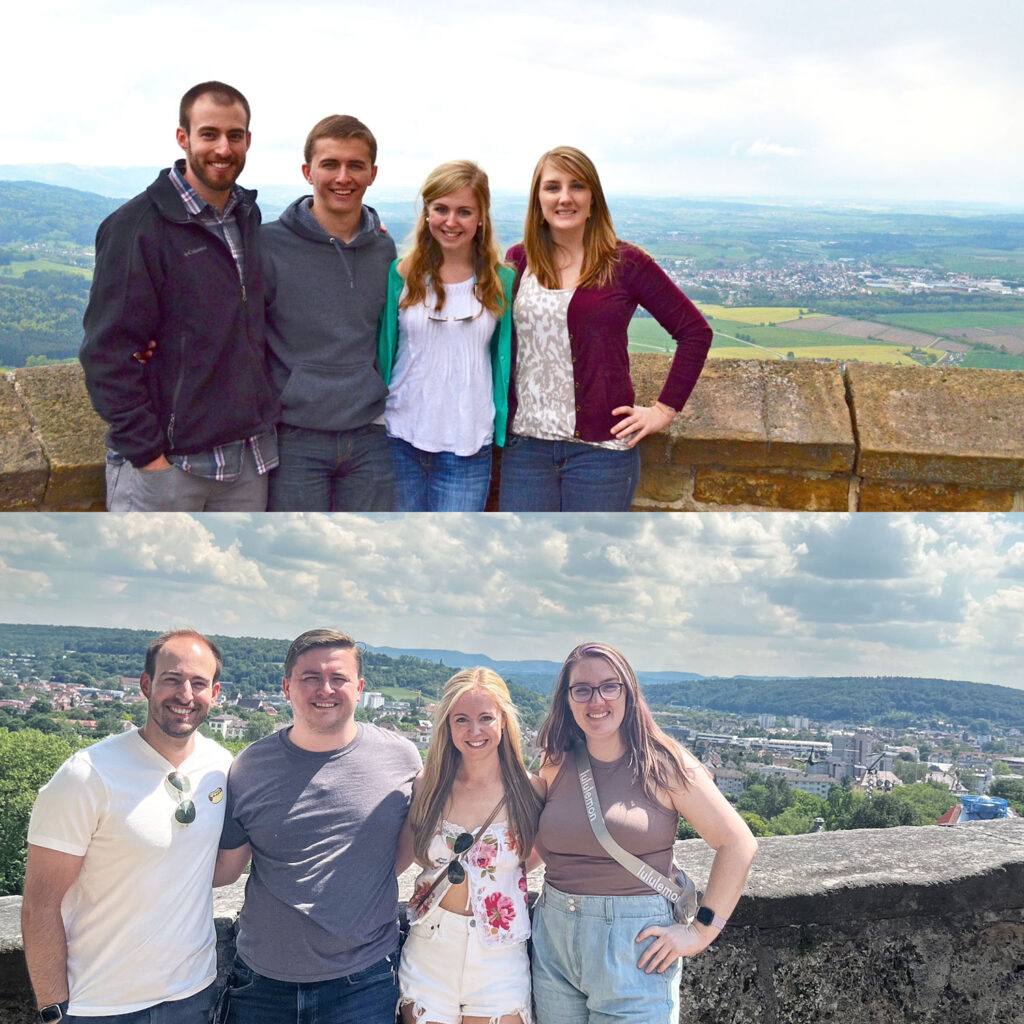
top-left (186, 148), bottom-right (245, 197)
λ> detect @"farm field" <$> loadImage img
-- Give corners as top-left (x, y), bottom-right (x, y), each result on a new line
top-left (628, 310), bottom-right (943, 366)
top-left (0, 257), bottom-right (91, 278)
top-left (698, 305), bottom-right (816, 325)
top-left (876, 311), bottom-right (1024, 332)
top-left (706, 345), bottom-right (918, 364)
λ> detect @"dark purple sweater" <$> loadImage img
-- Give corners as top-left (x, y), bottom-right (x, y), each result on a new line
top-left (506, 241), bottom-right (712, 443)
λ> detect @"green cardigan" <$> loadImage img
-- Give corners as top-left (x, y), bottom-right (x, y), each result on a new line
top-left (376, 261), bottom-right (515, 447)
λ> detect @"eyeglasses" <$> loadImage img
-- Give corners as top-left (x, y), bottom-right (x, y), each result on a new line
top-left (446, 831), bottom-right (476, 884)
top-left (568, 682), bottom-right (624, 704)
top-left (166, 771), bottom-right (196, 826)
top-left (426, 307), bottom-right (485, 324)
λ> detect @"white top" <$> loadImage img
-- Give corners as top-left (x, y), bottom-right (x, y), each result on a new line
top-left (406, 819), bottom-right (531, 948)
top-left (511, 272), bottom-right (629, 450)
top-left (385, 277), bottom-right (497, 456)
top-left (27, 730), bottom-right (232, 1015)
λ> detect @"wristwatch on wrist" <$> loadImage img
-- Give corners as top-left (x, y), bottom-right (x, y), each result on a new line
top-left (695, 905), bottom-right (728, 930)
top-left (38, 1002), bottom-right (68, 1023)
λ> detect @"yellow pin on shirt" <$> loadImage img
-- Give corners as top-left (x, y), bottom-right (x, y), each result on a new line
top-left (208, 787), bottom-right (224, 804)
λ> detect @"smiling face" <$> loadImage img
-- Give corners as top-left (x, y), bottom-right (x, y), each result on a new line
top-left (175, 94), bottom-right (250, 208)
top-left (140, 636), bottom-right (220, 749)
top-left (567, 655), bottom-right (626, 757)
top-left (426, 185), bottom-right (481, 263)
top-left (303, 136), bottom-right (377, 228)
top-left (283, 645), bottom-right (364, 751)
top-left (536, 161), bottom-right (593, 239)
top-left (448, 687), bottom-right (503, 762)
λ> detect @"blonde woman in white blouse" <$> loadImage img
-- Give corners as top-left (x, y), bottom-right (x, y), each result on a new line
top-left (377, 161), bottom-right (514, 511)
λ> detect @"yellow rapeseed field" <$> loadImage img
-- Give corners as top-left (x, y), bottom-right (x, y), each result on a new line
top-left (697, 305), bottom-right (823, 325)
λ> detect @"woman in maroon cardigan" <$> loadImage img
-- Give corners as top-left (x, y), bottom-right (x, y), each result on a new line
top-left (498, 146), bottom-right (712, 511)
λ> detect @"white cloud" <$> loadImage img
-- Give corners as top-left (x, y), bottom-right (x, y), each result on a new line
top-left (741, 140), bottom-right (805, 159)
top-left (4, 512), bottom-right (1024, 688)
top-left (3, 1), bottom-right (1023, 202)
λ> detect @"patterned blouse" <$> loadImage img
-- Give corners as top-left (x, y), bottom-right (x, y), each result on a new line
top-left (406, 819), bottom-right (531, 947)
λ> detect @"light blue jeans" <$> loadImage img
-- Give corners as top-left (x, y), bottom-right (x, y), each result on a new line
top-left (531, 885), bottom-right (682, 1024)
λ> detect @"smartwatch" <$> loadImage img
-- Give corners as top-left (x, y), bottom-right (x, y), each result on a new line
top-left (38, 1002), bottom-right (68, 1023)
top-left (695, 905), bottom-right (727, 930)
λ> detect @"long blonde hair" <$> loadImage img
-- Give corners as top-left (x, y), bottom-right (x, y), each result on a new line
top-left (537, 642), bottom-right (693, 801)
top-left (400, 160), bottom-right (508, 318)
top-left (522, 146), bottom-right (620, 290)
top-left (409, 668), bottom-right (542, 863)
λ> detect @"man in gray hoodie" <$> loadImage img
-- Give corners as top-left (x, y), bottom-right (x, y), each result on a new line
top-left (262, 115), bottom-right (397, 510)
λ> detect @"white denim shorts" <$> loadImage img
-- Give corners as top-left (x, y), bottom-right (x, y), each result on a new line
top-left (399, 906), bottom-right (532, 1024)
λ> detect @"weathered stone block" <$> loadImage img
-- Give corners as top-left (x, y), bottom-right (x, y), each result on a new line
top-left (636, 464), bottom-right (692, 504)
top-left (632, 356), bottom-right (854, 472)
top-left (13, 365), bottom-right (106, 511)
top-left (849, 363), bottom-right (1024, 486)
top-left (694, 468), bottom-right (850, 510)
top-left (860, 479), bottom-right (1015, 512)
top-left (0, 375), bottom-right (48, 511)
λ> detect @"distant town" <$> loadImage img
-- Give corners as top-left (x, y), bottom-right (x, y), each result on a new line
top-left (4, 641), bottom-right (1020, 838)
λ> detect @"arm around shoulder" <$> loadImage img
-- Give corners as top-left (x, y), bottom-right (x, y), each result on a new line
top-left (213, 843), bottom-right (251, 887)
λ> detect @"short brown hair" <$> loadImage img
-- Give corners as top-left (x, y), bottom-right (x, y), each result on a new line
top-left (284, 629), bottom-right (363, 678)
top-left (303, 114), bottom-right (377, 166)
top-left (179, 81), bottom-right (251, 132)
top-left (144, 630), bottom-right (223, 684)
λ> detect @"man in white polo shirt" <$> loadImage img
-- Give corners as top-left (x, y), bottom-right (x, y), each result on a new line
top-left (21, 629), bottom-right (231, 1024)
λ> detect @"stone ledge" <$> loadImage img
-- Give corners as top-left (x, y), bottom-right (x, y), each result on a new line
top-left (849, 363), bottom-right (1024, 487)
top-left (3, 359), bottom-right (1024, 512)
top-left (0, 377), bottom-right (47, 511)
top-left (3, 821), bottom-right (1024, 1024)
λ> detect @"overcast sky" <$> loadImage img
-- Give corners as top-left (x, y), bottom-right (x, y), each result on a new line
top-left (3, 0), bottom-right (1023, 204)
top-left (2, 512), bottom-right (1024, 690)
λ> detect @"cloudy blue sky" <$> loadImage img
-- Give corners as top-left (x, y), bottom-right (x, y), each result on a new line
top-left (4, 1), bottom-right (1023, 204)
top-left (2, 513), bottom-right (1023, 689)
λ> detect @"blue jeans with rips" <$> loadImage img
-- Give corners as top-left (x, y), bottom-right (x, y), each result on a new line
top-left (497, 434), bottom-right (641, 512)
top-left (268, 423), bottom-right (394, 511)
top-left (389, 436), bottom-right (493, 512)
top-left (222, 953), bottom-right (398, 1024)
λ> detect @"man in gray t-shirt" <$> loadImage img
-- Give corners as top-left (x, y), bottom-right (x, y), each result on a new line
top-left (215, 629), bottom-right (420, 1024)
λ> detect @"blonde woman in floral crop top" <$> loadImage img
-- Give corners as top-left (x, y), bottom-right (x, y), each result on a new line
top-left (398, 668), bottom-right (545, 1024)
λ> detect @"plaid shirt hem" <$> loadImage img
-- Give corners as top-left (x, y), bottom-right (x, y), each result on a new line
top-left (167, 429), bottom-right (279, 481)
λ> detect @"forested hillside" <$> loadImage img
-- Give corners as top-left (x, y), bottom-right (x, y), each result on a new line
top-left (0, 181), bottom-right (118, 245)
top-left (2, 624), bottom-right (1021, 729)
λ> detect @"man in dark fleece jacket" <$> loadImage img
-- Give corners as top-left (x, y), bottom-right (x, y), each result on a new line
top-left (80, 81), bottom-right (280, 512)
top-left (262, 114), bottom-right (397, 511)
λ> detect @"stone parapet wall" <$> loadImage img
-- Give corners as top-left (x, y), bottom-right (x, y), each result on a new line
top-left (2, 820), bottom-right (1023, 1023)
top-left (3, 360), bottom-right (1024, 511)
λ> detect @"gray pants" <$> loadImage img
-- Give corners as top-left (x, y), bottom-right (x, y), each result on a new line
top-left (106, 450), bottom-right (268, 512)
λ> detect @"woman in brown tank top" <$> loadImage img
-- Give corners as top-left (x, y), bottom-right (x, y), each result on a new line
top-left (531, 642), bottom-right (757, 1023)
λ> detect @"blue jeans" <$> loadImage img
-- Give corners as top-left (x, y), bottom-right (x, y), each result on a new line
top-left (268, 424), bottom-right (393, 511)
top-left (497, 434), bottom-right (641, 511)
top-left (531, 886), bottom-right (681, 1024)
top-left (389, 436), bottom-right (492, 512)
top-left (64, 982), bottom-right (216, 1024)
top-left (222, 954), bottom-right (398, 1024)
